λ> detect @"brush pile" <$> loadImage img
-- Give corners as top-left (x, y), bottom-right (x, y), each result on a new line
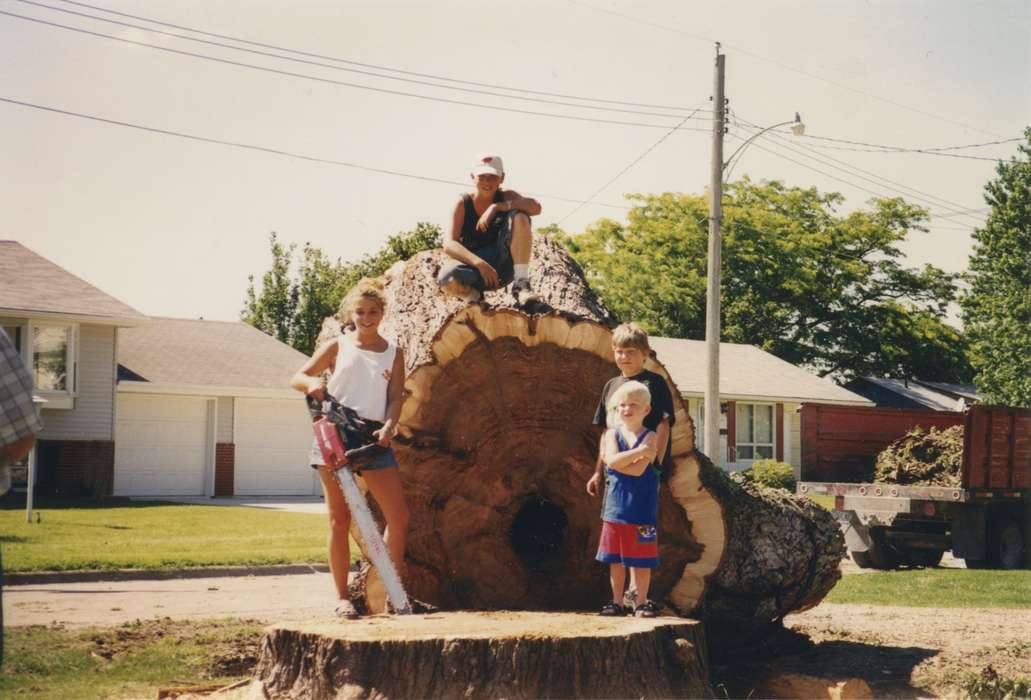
top-left (873, 425), bottom-right (965, 486)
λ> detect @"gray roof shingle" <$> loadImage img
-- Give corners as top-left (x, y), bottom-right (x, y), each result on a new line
top-left (118, 318), bottom-right (308, 391)
top-left (649, 336), bottom-right (871, 405)
top-left (0, 241), bottom-right (147, 322)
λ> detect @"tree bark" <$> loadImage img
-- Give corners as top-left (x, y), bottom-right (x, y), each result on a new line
top-left (323, 235), bottom-right (842, 648)
top-left (254, 612), bottom-right (709, 699)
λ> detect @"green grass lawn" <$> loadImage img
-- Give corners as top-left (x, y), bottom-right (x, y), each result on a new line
top-left (0, 499), bottom-right (344, 572)
top-left (829, 568), bottom-right (1031, 608)
top-left (0, 618), bottom-right (263, 699)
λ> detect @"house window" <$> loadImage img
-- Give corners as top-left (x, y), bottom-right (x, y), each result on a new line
top-left (736, 403), bottom-right (774, 461)
top-left (31, 323), bottom-right (76, 394)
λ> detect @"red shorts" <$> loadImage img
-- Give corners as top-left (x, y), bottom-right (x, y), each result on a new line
top-left (595, 521), bottom-right (659, 568)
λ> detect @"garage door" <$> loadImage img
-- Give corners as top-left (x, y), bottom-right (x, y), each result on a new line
top-left (114, 394), bottom-right (210, 496)
top-left (234, 398), bottom-right (318, 495)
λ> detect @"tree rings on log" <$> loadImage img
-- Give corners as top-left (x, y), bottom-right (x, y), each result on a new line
top-left (254, 611), bottom-right (710, 699)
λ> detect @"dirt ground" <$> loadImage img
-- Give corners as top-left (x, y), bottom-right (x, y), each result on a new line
top-left (6, 569), bottom-right (1030, 698)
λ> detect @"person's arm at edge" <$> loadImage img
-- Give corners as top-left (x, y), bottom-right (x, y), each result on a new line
top-left (290, 339), bottom-right (338, 399)
top-left (376, 347), bottom-right (405, 446)
top-left (500, 189), bottom-right (542, 216)
top-left (586, 432), bottom-right (605, 495)
top-left (655, 418), bottom-right (670, 468)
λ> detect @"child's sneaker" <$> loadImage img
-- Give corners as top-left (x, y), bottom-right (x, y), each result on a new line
top-left (440, 277), bottom-right (482, 303)
top-left (599, 601), bottom-right (626, 617)
top-left (511, 278), bottom-right (539, 307)
top-left (633, 600), bottom-right (658, 618)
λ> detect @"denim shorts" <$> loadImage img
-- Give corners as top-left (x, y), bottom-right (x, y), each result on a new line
top-left (309, 438), bottom-right (398, 471)
top-left (437, 211), bottom-right (516, 292)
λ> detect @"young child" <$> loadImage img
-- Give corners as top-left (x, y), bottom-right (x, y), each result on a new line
top-left (587, 322), bottom-right (675, 497)
top-left (594, 380), bottom-right (661, 617)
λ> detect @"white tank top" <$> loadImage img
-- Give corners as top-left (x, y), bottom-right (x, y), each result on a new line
top-left (326, 334), bottom-right (397, 422)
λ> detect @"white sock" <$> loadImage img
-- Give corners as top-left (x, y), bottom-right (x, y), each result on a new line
top-left (514, 264), bottom-right (529, 282)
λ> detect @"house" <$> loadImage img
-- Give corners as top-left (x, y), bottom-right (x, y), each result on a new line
top-left (116, 318), bottom-right (316, 497)
top-left (1, 241), bottom-right (315, 497)
top-left (843, 376), bottom-right (979, 411)
top-left (649, 337), bottom-right (873, 475)
top-left (1, 240), bottom-right (149, 496)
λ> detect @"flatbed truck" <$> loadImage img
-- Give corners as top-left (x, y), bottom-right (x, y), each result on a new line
top-left (798, 405), bottom-right (1031, 570)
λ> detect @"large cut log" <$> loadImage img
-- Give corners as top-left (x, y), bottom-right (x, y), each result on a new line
top-left (254, 612), bottom-right (710, 699)
top-left (323, 235), bottom-right (842, 647)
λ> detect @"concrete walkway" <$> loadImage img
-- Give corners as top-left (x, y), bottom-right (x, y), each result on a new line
top-left (134, 495), bottom-right (328, 515)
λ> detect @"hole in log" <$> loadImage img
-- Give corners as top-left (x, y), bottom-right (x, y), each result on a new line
top-left (509, 494), bottom-right (568, 572)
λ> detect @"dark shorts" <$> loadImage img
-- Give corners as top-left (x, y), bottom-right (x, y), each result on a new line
top-left (596, 521), bottom-right (660, 568)
top-left (437, 211), bottom-right (517, 292)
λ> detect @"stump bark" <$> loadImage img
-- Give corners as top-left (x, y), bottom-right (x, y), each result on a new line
top-left (254, 612), bottom-right (710, 699)
top-left (327, 236), bottom-right (842, 647)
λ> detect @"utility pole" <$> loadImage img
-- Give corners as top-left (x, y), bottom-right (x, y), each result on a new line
top-left (704, 44), bottom-right (726, 465)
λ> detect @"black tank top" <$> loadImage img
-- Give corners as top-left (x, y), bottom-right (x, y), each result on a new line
top-left (459, 190), bottom-right (505, 251)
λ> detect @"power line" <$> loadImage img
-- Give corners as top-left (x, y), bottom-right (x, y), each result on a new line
top-left (0, 10), bottom-right (716, 134)
top-left (14, 0), bottom-right (713, 122)
top-left (46, 0), bottom-right (695, 113)
top-left (799, 133), bottom-right (1018, 161)
top-left (732, 116), bottom-right (985, 221)
top-left (558, 103), bottom-right (708, 224)
top-left (0, 95), bottom-right (634, 211)
top-left (565, 0), bottom-right (1008, 139)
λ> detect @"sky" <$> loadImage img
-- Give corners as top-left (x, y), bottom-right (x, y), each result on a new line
top-left (2, 0), bottom-right (1029, 324)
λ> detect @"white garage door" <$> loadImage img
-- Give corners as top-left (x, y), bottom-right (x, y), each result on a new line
top-left (114, 394), bottom-right (210, 496)
top-left (234, 398), bottom-right (318, 495)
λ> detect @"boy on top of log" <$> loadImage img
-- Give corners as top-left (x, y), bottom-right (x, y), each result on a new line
top-left (587, 323), bottom-right (675, 498)
top-left (437, 154), bottom-right (542, 306)
top-left (595, 380), bottom-right (661, 617)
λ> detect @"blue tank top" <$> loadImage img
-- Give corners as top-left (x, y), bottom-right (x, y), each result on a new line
top-left (601, 429), bottom-right (659, 526)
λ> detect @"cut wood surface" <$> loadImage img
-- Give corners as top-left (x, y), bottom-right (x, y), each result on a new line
top-left (319, 236), bottom-right (843, 648)
top-left (254, 611), bottom-right (710, 699)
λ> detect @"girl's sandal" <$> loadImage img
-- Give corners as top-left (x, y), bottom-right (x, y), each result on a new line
top-left (334, 599), bottom-right (360, 620)
top-left (634, 600), bottom-right (658, 618)
top-left (599, 602), bottom-right (625, 617)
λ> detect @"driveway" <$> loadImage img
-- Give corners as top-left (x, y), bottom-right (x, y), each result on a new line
top-left (5, 572), bottom-right (340, 628)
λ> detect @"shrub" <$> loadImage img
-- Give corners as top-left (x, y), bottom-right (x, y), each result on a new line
top-left (740, 460), bottom-right (796, 492)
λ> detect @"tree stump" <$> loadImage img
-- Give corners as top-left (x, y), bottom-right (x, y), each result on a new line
top-left (324, 236), bottom-right (843, 649)
top-left (254, 612), bottom-right (710, 699)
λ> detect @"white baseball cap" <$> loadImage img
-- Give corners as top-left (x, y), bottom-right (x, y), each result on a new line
top-left (471, 154), bottom-right (504, 177)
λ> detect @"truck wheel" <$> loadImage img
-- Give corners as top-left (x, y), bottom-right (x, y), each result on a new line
top-left (994, 520), bottom-right (1025, 570)
top-left (906, 549), bottom-right (944, 567)
top-left (850, 550), bottom-right (875, 568)
top-left (866, 530), bottom-right (900, 570)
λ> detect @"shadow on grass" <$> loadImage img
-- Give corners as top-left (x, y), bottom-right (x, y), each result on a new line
top-left (712, 628), bottom-right (939, 699)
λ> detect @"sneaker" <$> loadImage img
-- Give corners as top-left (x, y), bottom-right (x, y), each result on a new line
top-left (511, 278), bottom-right (540, 306)
top-left (334, 599), bottom-right (360, 619)
top-left (440, 277), bottom-right (482, 303)
top-left (633, 600), bottom-right (658, 618)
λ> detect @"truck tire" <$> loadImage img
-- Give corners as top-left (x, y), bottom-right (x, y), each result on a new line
top-left (850, 550), bottom-right (875, 568)
top-left (905, 549), bottom-right (945, 567)
top-left (866, 530), bottom-right (901, 570)
top-left (994, 520), bottom-right (1025, 570)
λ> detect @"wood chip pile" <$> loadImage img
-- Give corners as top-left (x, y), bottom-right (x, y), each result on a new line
top-left (873, 425), bottom-right (965, 486)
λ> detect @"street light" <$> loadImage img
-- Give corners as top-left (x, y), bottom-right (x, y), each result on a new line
top-left (703, 43), bottom-right (806, 467)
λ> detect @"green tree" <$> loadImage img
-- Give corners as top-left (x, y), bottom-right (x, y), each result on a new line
top-left (961, 128), bottom-right (1031, 407)
top-left (548, 178), bottom-right (972, 382)
top-left (242, 223), bottom-right (442, 354)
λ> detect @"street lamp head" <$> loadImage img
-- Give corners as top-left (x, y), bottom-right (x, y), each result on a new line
top-left (791, 113), bottom-right (806, 136)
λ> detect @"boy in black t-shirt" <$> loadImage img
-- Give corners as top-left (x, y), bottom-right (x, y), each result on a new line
top-left (587, 322), bottom-right (676, 496)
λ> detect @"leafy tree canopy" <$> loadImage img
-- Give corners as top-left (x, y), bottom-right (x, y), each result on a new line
top-left (961, 127), bottom-right (1031, 407)
top-left (242, 223), bottom-right (441, 354)
top-left (546, 178), bottom-right (971, 382)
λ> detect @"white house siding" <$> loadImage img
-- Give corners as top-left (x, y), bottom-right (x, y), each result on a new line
top-left (39, 324), bottom-right (115, 441)
top-left (787, 403), bottom-right (802, 476)
top-left (216, 396), bottom-right (233, 443)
